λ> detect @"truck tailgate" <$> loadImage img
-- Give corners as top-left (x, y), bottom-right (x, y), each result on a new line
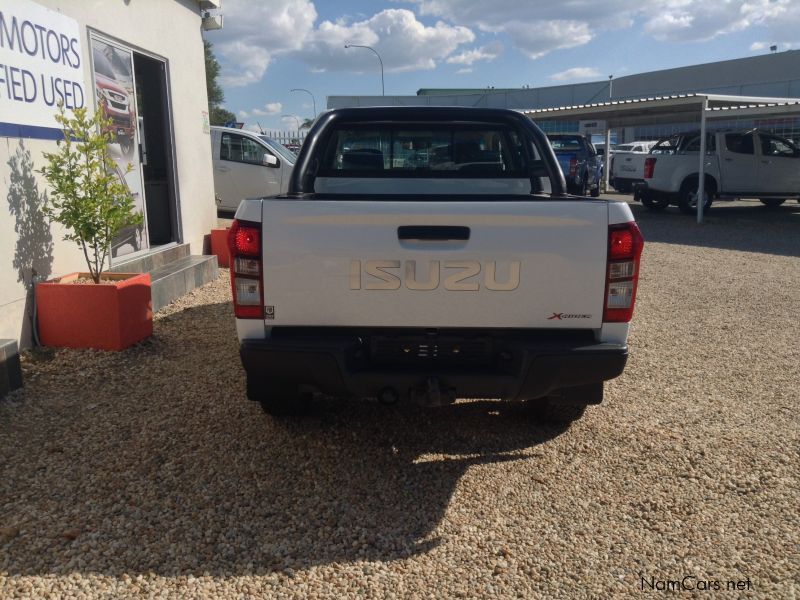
top-left (260, 199), bottom-right (609, 329)
top-left (555, 153), bottom-right (577, 175)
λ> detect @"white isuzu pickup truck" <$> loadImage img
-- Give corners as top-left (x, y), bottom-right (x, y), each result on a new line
top-left (636, 129), bottom-right (800, 214)
top-left (228, 107), bottom-right (644, 422)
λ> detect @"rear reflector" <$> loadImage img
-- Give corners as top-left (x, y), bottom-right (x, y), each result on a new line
top-left (604, 222), bottom-right (644, 323)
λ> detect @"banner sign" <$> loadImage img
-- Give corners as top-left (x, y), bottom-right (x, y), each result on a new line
top-left (0, 0), bottom-right (86, 139)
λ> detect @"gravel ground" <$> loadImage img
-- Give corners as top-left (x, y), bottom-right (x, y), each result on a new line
top-left (1, 198), bottom-right (799, 598)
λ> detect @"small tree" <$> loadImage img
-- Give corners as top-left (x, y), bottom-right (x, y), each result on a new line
top-left (204, 40), bottom-right (236, 125)
top-left (38, 105), bottom-right (142, 283)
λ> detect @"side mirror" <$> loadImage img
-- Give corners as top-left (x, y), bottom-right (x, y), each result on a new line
top-left (263, 153), bottom-right (278, 167)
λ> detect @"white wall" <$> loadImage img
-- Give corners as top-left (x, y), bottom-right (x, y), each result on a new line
top-left (0, 0), bottom-right (216, 347)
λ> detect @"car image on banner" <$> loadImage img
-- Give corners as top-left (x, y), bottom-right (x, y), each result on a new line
top-left (90, 36), bottom-right (148, 258)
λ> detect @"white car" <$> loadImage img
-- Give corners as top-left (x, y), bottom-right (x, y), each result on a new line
top-left (610, 140), bottom-right (658, 193)
top-left (228, 107), bottom-right (644, 423)
top-left (637, 129), bottom-right (800, 213)
top-left (210, 126), bottom-right (296, 212)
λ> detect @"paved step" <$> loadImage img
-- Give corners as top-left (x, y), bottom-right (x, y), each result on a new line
top-left (0, 339), bottom-right (23, 397)
top-left (109, 243), bottom-right (191, 275)
top-left (149, 255), bottom-right (219, 312)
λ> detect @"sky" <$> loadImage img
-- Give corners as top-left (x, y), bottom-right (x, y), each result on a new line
top-left (204, 0), bottom-right (800, 133)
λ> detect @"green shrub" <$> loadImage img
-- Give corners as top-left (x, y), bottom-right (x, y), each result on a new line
top-left (38, 105), bottom-right (142, 283)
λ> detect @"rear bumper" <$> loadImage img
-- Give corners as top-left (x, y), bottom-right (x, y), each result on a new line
top-left (239, 331), bottom-right (628, 402)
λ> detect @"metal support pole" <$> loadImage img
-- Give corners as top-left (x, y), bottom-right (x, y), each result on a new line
top-left (604, 127), bottom-right (612, 192)
top-left (697, 97), bottom-right (708, 224)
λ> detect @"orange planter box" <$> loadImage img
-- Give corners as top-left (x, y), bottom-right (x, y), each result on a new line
top-left (211, 228), bottom-right (231, 268)
top-left (37, 272), bottom-right (153, 351)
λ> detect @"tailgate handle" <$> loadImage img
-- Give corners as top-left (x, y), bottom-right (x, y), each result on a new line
top-left (397, 226), bottom-right (470, 241)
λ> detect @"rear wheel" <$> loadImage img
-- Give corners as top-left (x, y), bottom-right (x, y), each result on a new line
top-left (615, 180), bottom-right (632, 193)
top-left (759, 198), bottom-right (786, 208)
top-left (571, 176), bottom-right (588, 196)
top-left (248, 379), bottom-right (312, 416)
top-left (527, 397), bottom-right (586, 424)
top-left (678, 179), bottom-right (713, 215)
top-left (118, 135), bottom-right (134, 157)
top-left (641, 195), bottom-right (670, 211)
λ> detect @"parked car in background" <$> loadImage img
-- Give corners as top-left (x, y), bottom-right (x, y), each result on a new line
top-left (593, 142), bottom-right (616, 158)
top-left (610, 140), bottom-right (658, 193)
top-left (283, 142), bottom-right (301, 154)
top-left (210, 126), bottom-right (296, 212)
top-left (636, 129), bottom-right (800, 214)
top-left (546, 133), bottom-right (601, 196)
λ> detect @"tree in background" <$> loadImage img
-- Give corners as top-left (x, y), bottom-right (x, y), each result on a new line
top-left (204, 40), bottom-right (236, 125)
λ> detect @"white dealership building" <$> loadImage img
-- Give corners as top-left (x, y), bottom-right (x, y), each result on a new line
top-left (0, 0), bottom-right (221, 358)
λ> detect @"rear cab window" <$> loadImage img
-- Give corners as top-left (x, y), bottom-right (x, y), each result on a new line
top-left (548, 135), bottom-right (592, 154)
top-left (319, 124), bottom-right (533, 178)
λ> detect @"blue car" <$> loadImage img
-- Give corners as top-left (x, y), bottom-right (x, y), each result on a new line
top-left (547, 133), bottom-right (602, 197)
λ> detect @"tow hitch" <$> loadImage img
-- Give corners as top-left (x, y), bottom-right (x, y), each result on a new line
top-left (410, 377), bottom-right (455, 407)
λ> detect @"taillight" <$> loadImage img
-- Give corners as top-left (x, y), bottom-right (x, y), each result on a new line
top-left (569, 158), bottom-right (578, 177)
top-left (604, 222), bottom-right (644, 323)
top-left (643, 157), bottom-right (656, 179)
top-left (228, 219), bottom-right (263, 319)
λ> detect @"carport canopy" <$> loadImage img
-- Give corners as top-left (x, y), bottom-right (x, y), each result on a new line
top-left (523, 94), bottom-right (800, 222)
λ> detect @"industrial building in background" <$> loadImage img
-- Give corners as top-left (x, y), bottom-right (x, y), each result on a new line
top-left (329, 51), bottom-right (800, 142)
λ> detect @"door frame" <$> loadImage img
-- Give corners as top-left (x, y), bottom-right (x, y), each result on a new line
top-left (87, 28), bottom-right (183, 266)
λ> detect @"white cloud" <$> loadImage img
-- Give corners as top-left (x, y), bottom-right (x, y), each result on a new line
top-left (456, 67), bottom-right (472, 74)
top-left (504, 20), bottom-right (593, 59)
top-left (209, 2), bottom-right (474, 86)
top-left (403, 0), bottom-right (800, 56)
top-left (251, 102), bottom-right (283, 117)
top-left (238, 109), bottom-right (249, 119)
top-left (549, 67), bottom-right (602, 81)
top-left (210, 0), bottom-right (800, 88)
top-left (297, 9), bottom-right (474, 74)
top-left (280, 115), bottom-right (302, 129)
top-left (446, 42), bottom-right (502, 65)
top-left (209, 0), bottom-right (317, 87)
